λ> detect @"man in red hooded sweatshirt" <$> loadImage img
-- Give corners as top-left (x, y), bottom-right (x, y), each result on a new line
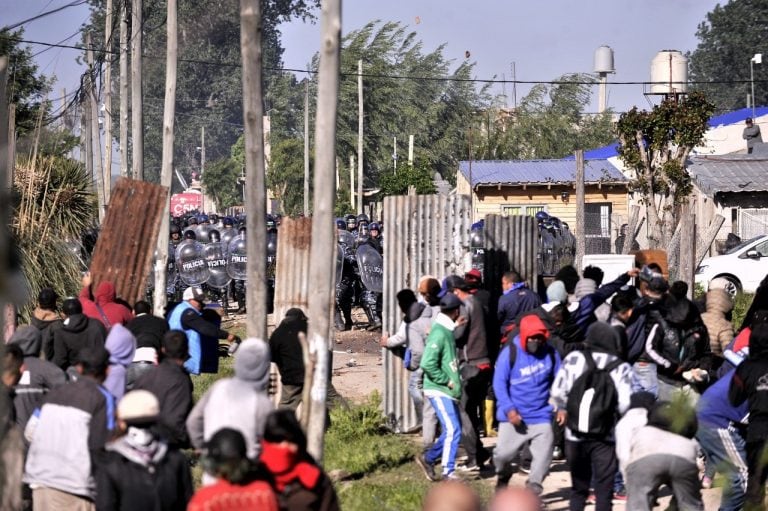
top-left (79, 273), bottom-right (133, 328)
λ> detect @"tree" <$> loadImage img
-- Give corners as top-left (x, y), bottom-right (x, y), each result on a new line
top-left (0, 29), bottom-right (52, 134)
top-left (616, 92), bottom-right (715, 249)
top-left (267, 138), bottom-right (309, 216)
top-left (475, 73), bottom-right (615, 160)
top-left (379, 160), bottom-right (436, 196)
top-left (688, 0), bottom-right (768, 112)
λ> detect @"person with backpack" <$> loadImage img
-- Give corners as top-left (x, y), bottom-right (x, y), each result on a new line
top-left (551, 321), bottom-right (632, 511)
top-left (492, 314), bottom-right (560, 494)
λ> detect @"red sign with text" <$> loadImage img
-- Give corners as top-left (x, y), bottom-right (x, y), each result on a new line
top-left (170, 193), bottom-right (203, 217)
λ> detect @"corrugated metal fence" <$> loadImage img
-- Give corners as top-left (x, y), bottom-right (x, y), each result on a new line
top-left (382, 194), bottom-right (472, 432)
top-left (483, 214), bottom-right (539, 297)
top-left (89, 178), bottom-right (167, 305)
top-left (274, 217), bottom-right (313, 321)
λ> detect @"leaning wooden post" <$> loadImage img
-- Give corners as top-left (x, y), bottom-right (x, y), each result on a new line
top-left (621, 204), bottom-right (640, 254)
top-left (86, 33), bottom-right (105, 221)
top-left (152, 0), bottom-right (177, 317)
top-left (306, 0), bottom-right (341, 462)
top-left (118, 0), bottom-right (129, 177)
top-left (574, 150), bottom-right (586, 270)
top-left (240, 0), bottom-right (268, 340)
top-left (131, 0), bottom-right (144, 180)
top-left (678, 205), bottom-right (696, 298)
top-left (103, 0), bottom-right (114, 204)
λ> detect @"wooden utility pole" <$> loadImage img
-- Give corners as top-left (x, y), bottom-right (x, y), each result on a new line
top-left (356, 58), bottom-right (363, 215)
top-left (303, 77), bottom-right (310, 216)
top-left (240, 0), bottom-right (268, 341)
top-left (678, 205), bottom-right (695, 298)
top-left (119, 0), bottom-right (129, 177)
top-left (200, 126), bottom-right (205, 175)
top-left (131, 0), bottom-right (144, 180)
top-left (86, 33), bottom-right (105, 221)
top-left (152, 0), bottom-right (177, 316)
top-left (103, 0), bottom-right (114, 205)
top-left (0, 56), bottom-right (10, 422)
top-left (349, 154), bottom-right (355, 209)
top-left (574, 150), bottom-right (585, 270)
top-left (82, 101), bottom-right (90, 168)
top-left (306, 0), bottom-right (341, 462)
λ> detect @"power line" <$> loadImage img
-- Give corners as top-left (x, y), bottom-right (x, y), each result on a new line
top-left (9, 35), bottom-right (768, 87)
top-left (2, 0), bottom-right (89, 31)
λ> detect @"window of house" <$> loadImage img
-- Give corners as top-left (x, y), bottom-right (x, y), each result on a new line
top-left (501, 205), bottom-right (545, 217)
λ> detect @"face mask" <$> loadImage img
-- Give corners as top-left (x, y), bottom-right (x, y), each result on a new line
top-left (527, 339), bottom-right (542, 354)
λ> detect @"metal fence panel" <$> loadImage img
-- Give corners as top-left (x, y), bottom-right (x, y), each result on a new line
top-left (89, 178), bottom-right (167, 305)
top-left (274, 217), bottom-right (313, 321)
top-left (483, 214), bottom-right (539, 298)
top-left (382, 194), bottom-right (472, 432)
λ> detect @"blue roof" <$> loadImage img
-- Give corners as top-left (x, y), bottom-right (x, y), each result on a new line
top-left (563, 143), bottom-right (620, 160)
top-left (458, 159), bottom-right (627, 188)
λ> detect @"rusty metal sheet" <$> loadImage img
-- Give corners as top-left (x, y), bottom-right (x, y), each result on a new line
top-left (382, 194), bottom-right (472, 432)
top-left (89, 178), bottom-right (168, 306)
top-left (273, 217), bottom-right (314, 321)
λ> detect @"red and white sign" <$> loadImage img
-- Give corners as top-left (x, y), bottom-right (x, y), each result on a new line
top-left (171, 193), bottom-right (203, 217)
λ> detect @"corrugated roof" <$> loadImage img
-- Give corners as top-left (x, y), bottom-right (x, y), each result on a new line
top-left (689, 155), bottom-right (768, 194)
top-left (458, 159), bottom-right (627, 188)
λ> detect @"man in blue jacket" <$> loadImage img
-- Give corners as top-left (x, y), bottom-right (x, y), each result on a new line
top-left (497, 271), bottom-right (540, 335)
top-left (492, 314), bottom-right (560, 494)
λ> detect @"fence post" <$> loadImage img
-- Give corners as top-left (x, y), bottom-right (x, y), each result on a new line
top-left (574, 150), bottom-right (585, 270)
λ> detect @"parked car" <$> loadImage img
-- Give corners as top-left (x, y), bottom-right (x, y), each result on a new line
top-left (696, 235), bottom-right (768, 295)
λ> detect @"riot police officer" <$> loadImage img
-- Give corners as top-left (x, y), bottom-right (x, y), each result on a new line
top-left (335, 228), bottom-right (358, 331)
top-left (345, 214), bottom-right (357, 234)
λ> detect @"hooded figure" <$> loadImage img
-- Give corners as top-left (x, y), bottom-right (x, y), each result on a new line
top-left (186, 338), bottom-right (274, 465)
top-left (79, 280), bottom-right (133, 328)
top-left (31, 288), bottom-right (63, 361)
top-left (701, 288), bottom-right (734, 356)
top-left (10, 326), bottom-right (67, 431)
top-left (52, 299), bottom-right (107, 372)
top-left (269, 310), bottom-right (308, 389)
top-left (103, 324), bottom-right (137, 401)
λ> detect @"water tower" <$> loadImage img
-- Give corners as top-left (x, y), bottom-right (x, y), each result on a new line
top-left (594, 45), bottom-right (615, 113)
top-left (648, 50), bottom-right (688, 97)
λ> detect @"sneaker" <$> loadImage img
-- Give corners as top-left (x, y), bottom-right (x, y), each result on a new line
top-left (444, 472), bottom-right (464, 481)
top-left (552, 446), bottom-right (564, 460)
top-left (586, 493), bottom-right (596, 505)
top-left (612, 490), bottom-right (627, 503)
top-left (456, 463), bottom-right (480, 473)
top-left (519, 462), bottom-right (531, 474)
top-left (415, 455), bottom-right (437, 482)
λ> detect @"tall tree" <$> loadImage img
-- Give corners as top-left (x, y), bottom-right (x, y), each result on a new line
top-left (0, 29), bottom-right (51, 135)
top-left (688, 0), bottom-right (768, 112)
top-left (616, 92), bottom-right (715, 249)
top-left (267, 138), bottom-right (309, 216)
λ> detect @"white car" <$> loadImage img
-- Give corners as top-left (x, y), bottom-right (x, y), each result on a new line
top-left (695, 235), bottom-right (768, 295)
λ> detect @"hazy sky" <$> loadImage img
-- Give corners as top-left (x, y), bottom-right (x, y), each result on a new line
top-left (5, 0), bottom-right (726, 114)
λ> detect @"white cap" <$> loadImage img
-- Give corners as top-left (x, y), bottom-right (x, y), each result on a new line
top-left (182, 286), bottom-right (205, 302)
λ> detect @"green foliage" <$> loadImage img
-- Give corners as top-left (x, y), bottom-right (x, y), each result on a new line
top-left (202, 158), bottom-right (242, 210)
top-left (475, 74), bottom-right (615, 160)
top-left (616, 92), bottom-right (715, 247)
top-left (16, 126), bottom-right (80, 159)
top-left (323, 393), bottom-right (415, 476)
top-left (688, 0), bottom-right (768, 112)
top-left (268, 138), bottom-right (310, 216)
top-left (379, 161), bottom-right (436, 197)
top-left (733, 293), bottom-right (754, 330)
top-left (0, 29), bottom-right (51, 135)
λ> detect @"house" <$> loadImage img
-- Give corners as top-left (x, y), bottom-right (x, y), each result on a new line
top-left (456, 158), bottom-right (629, 253)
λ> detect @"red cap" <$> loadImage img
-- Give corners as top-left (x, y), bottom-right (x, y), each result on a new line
top-left (465, 269), bottom-right (482, 281)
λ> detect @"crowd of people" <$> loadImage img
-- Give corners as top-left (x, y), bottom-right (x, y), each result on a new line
top-left (383, 262), bottom-right (768, 510)
top-left (1, 276), bottom-right (339, 511)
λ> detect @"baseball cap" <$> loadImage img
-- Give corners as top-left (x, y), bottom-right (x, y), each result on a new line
top-left (118, 390), bottom-right (160, 425)
top-left (465, 269), bottom-right (482, 282)
top-left (439, 293), bottom-right (463, 311)
top-left (183, 286), bottom-right (206, 302)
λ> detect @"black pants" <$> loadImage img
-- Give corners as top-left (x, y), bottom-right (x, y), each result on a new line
top-left (746, 439), bottom-right (768, 510)
top-left (566, 439), bottom-right (617, 511)
top-left (461, 367), bottom-right (491, 463)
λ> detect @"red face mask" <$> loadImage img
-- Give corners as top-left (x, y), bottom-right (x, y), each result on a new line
top-left (260, 440), bottom-right (299, 474)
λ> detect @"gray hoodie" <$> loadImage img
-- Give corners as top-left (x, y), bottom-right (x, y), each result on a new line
top-left (103, 324), bottom-right (136, 401)
top-left (186, 338), bottom-right (273, 459)
top-left (10, 326), bottom-right (67, 430)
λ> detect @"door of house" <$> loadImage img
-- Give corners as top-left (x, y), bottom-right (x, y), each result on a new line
top-left (585, 203), bottom-right (612, 254)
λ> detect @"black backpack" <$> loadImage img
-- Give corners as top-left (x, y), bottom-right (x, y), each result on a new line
top-left (566, 350), bottom-right (623, 438)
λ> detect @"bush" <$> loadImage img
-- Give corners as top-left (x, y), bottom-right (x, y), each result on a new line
top-left (732, 293), bottom-right (754, 329)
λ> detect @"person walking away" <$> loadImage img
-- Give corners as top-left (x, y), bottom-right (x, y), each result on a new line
top-left (268, 308), bottom-right (309, 411)
top-left (134, 330), bottom-right (193, 448)
top-left (381, 290), bottom-right (433, 429)
top-left (497, 271), bottom-right (540, 335)
top-left (79, 275), bottom-right (133, 328)
top-left (697, 368), bottom-right (749, 511)
top-left (9, 326), bottom-right (67, 432)
top-left (125, 300), bottom-right (169, 388)
top-left (168, 287), bottom-right (240, 375)
top-left (103, 324), bottom-right (136, 401)
top-left (492, 315), bottom-right (560, 494)
top-left (23, 346), bottom-right (115, 511)
top-left (625, 402), bottom-right (704, 511)
top-left (31, 288), bottom-right (62, 361)
top-left (260, 409), bottom-right (340, 511)
top-left (188, 428), bottom-right (279, 511)
top-left (52, 298), bottom-right (106, 374)
top-left (96, 390), bottom-right (193, 510)
top-left (701, 287), bottom-right (735, 357)
top-left (743, 117), bottom-right (763, 154)
top-left (615, 392), bottom-right (655, 480)
top-left (187, 338), bottom-right (274, 481)
top-left (415, 293), bottom-right (464, 481)
top-left (551, 321), bottom-right (633, 511)
top-left (729, 321), bottom-right (768, 510)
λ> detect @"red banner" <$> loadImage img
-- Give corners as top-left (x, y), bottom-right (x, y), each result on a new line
top-left (170, 193), bottom-right (203, 217)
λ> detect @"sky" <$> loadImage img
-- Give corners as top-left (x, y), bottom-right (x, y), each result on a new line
top-left (4, 0), bottom-right (725, 115)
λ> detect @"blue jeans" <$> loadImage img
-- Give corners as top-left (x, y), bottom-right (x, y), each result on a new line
top-left (408, 369), bottom-right (424, 424)
top-left (425, 394), bottom-right (461, 475)
top-left (697, 424), bottom-right (747, 511)
top-left (632, 361), bottom-right (658, 397)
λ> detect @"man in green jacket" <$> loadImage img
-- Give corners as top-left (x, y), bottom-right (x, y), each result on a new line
top-left (416, 293), bottom-right (463, 481)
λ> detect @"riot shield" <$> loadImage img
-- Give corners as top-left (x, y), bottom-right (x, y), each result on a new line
top-left (335, 243), bottom-right (344, 284)
top-left (338, 231), bottom-right (356, 251)
top-left (539, 228), bottom-right (556, 276)
top-left (220, 227), bottom-right (236, 247)
top-left (176, 239), bottom-right (210, 286)
top-left (227, 236), bottom-right (248, 280)
top-left (194, 223), bottom-right (213, 244)
top-left (356, 244), bottom-right (383, 293)
top-left (266, 232), bottom-right (278, 280)
top-left (203, 242), bottom-right (231, 289)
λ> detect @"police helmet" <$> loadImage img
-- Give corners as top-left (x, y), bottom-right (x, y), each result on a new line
top-left (170, 224), bottom-right (181, 235)
top-left (208, 229), bottom-right (221, 243)
top-left (369, 222), bottom-right (380, 232)
top-left (336, 218), bottom-right (346, 230)
top-left (183, 229), bottom-right (197, 240)
top-left (535, 211), bottom-right (550, 222)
